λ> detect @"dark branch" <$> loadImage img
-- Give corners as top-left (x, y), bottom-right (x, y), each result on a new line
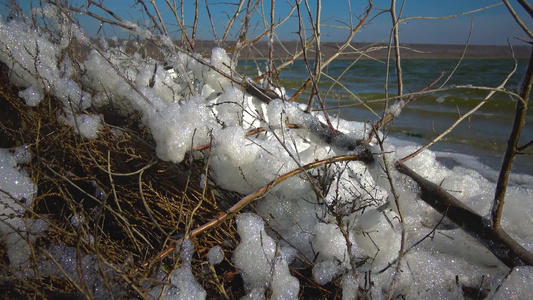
top-left (492, 46), bottom-right (533, 227)
top-left (517, 139), bottom-right (533, 152)
top-left (517, 0), bottom-right (533, 19)
top-left (396, 161), bottom-right (533, 268)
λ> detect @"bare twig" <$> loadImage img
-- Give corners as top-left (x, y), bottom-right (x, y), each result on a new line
top-left (222, 0), bottom-right (247, 42)
top-left (492, 45), bottom-right (533, 228)
top-left (502, 0), bottom-right (533, 40)
top-left (375, 130), bottom-right (406, 298)
top-left (192, 0), bottom-right (200, 48)
top-left (401, 3), bottom-right (501, 22)
top-left (389, 0), bottom-right (404, 96)
top-left (517, 139), bottom-right (533, 152)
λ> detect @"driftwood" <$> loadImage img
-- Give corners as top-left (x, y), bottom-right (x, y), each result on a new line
top-left (395, 161), bottom-right (533, 268)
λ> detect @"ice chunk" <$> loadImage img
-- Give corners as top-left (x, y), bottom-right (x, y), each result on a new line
top-left (395, 145), bottom-right (451, 183)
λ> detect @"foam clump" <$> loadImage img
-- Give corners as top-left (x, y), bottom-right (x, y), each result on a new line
top-left (323, 161), bottom-right (388, 214)
top-left (312, 223), bottom-right (349, 268)
top-left (313, 260), bottom-right (342, 285)
top-left (233, 213), bottom-right (277, 291)
top-left (0, 17), bottom-right (59, 89)
top-left (18, 87), bottom-right (44, 106)
top-left (255, 190), bottom-right (319, 260)
top-left (148, 239), bottom-right (206, 300)
top-left (233, 213), bottom-right (299, 298)
top-left (271, 258), bottom-right (300, 299)
top-left (207, 245), bottom-right (224, 265)
top-left (384, 100), bottom-right (404, 117)
top-left (61, 113), bottom-right (103, 139)
top-left (204, 47), bottom-right (232, 93)
top-left (0, 148), bottom-right (48, 271)
top-left (354, 209), bottom-right (401, 268)
top-left (341, 273), bottom-right (359, 300)
top-left (39, 243), bottom-right (125, 299)
top-left (148, 95), bottom-right (217, 162)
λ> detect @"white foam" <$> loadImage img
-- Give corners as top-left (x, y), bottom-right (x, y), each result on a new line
top-left (19, 86), bottom-right (44, 106)
top-left (353, 209), bottom-right (401, 268)
top-left (0, 148), bottom-right (49, 271)
top-left (62, 113), bottom-right (103, 139)
top-left (149, 95), bottom-right (217, 162)
top-left (148, 239), bottom-right (206, 300)
top-left (384, 99), bottom-right (404, 117)
top-left (233, 213), bottom-right (277, 293)
top-left (207, 245), bottom-right (224, 265)
top-left (341, 273), bottom-right (359, 300)
top-left (313, 260), bottom-right (341, 285)
top-left (271, 258), bottom-right (300, 300)
top-left (312, 223), bottom-right (349, 267)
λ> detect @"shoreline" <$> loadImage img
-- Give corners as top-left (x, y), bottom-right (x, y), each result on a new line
top-left (190, 40), bottom-right (530, 60)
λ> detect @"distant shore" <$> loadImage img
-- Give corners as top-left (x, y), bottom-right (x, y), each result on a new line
top-left (190, 40), bottom-right (530, 60)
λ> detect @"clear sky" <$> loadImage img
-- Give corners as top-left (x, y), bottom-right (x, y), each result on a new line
top-left (3, 0), bottom-right (533, 45)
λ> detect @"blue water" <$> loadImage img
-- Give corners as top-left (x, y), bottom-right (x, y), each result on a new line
top-left (239, 58), bottom-right (533, 176)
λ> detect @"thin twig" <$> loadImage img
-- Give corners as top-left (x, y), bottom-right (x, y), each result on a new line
top-left (401, 3), bottom-right (501, 21)
top-left (502, 0), bottom-right (533, 40)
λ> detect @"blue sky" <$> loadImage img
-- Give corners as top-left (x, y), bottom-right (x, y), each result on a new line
top-left (3, 0), bottom-right (533, 45)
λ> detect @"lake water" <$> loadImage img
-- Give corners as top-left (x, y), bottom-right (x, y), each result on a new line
top-left (240, 58), bottom-right (533, 176)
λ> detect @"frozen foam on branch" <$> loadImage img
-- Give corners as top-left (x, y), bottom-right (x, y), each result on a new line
top-left (0, 5), bottom-right (532, 298)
